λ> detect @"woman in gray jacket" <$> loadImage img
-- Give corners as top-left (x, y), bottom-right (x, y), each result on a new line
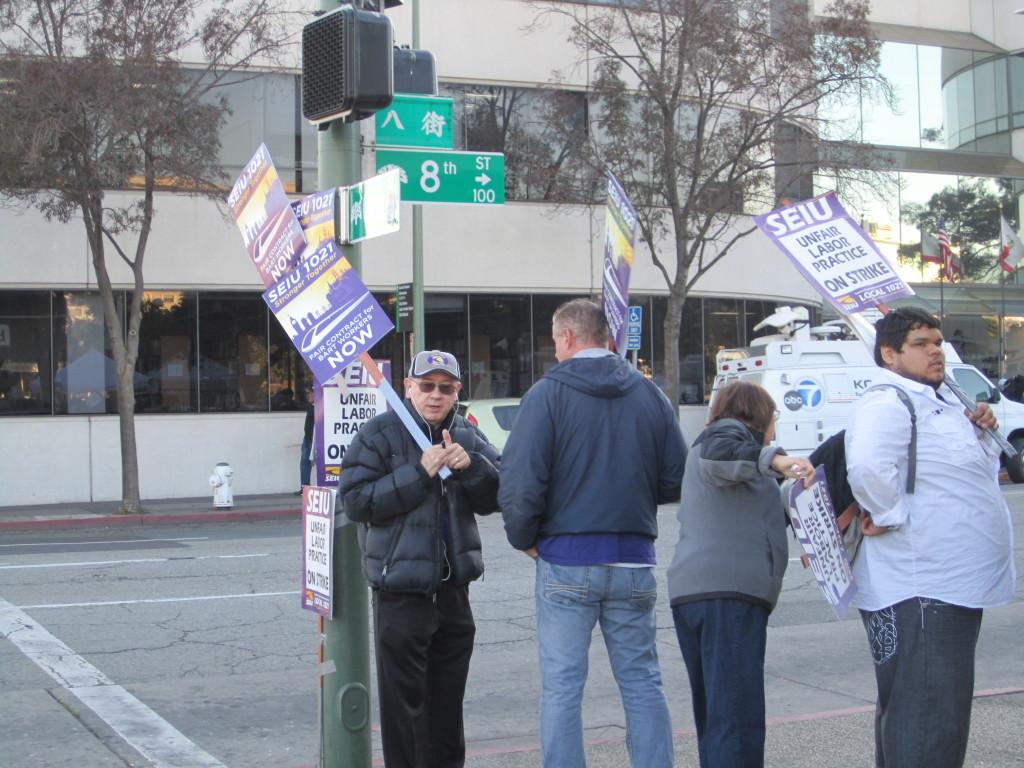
top-left (666, 381), bottom-right (812, 768)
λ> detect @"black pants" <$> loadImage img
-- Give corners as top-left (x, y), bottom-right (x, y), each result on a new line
top-left (372, 581), bottom-right (475, 768)
top-left (861, 597), bottom-right (983, 768)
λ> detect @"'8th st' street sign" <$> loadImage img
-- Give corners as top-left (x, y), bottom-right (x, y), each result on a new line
top-left (375, 94), bottom-right (454, 150)
top-left (376, 148), bottom-right (505, 205)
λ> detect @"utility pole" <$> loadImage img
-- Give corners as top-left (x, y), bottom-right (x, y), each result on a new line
top-left (318, 4), bottom-right (370, 768)
top-left (411, 0), bottom-right (425, 354)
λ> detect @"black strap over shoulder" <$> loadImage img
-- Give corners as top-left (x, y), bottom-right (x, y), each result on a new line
top-left (864, 384), bottom-right (916, 494)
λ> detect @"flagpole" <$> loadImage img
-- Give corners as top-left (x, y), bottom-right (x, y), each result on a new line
top-left (939, 269), bottom-right (945, 319)
top-left (1001, 271), bottom-right (1006, 379)
top-left (1000, 203), bottom-right (1006, 379)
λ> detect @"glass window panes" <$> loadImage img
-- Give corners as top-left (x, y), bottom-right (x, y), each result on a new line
top-left (0, 292), bottom-right (51, 415)
top-left (423, 294), bottom-right (469, 392)
top-left (198, 293), bottom-right (268, 412)
top-left (823, 40), bottom-right (1018, 156)
top-left (136, 291), bottom-right (197, 413)
top-left (863, 43), bottom-right (920, 147)
top-left (530, 294), bottom-right (575, 381)
top-left (53, 292), bottom-right (122, 415)
top-left (468, 295), bottom-right (531, 399)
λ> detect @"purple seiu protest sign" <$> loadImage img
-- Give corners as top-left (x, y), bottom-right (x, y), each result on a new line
top-left (787, 466), bottom-right (857, 618)
top-left (227, 143), bottom-right (307, 287)
top-left (291, 188), bottom-right (337, 253)
top-left (601, 172), bottom-right (638, 355)
top-left (314, 359), bottom-right (391, 488)
top-left (301, 485), bottom-right (334, 617)
top-left (754, 192), bottom-right (913, 314)
top-left (263, 240), bottom-right (394, 386)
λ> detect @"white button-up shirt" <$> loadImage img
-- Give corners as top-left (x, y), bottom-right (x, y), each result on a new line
top-left (845, 368), bottom-right (1016, 611)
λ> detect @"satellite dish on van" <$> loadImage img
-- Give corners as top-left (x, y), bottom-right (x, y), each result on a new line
top-left (752, 306), bottom-right (810, 339)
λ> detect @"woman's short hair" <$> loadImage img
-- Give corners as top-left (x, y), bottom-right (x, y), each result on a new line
top-left (707, 380), bottom-right (777, 433)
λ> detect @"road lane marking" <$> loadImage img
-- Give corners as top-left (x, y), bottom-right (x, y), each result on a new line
top-left (0, 553), bottom-right (269, 570)
top-left (21, 590), bottom-right (299, 610)
top-left (0, 597), bottom-right (226, 767)
top-left (0, 536), bottom-right (209, 549)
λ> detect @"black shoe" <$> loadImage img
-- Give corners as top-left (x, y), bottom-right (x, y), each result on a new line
top-left (294, 489), bottom-right (303, 496)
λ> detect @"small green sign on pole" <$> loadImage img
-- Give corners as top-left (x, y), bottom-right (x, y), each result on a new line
top-left (375, 94), bottom-right (454, 149)
top-left (376, 148), bottom-right (505, 205)
top-left (395, 282), bottom-right (413, 331)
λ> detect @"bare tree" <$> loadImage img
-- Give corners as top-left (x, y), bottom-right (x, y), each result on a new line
top-left (530, 0), bottom-right (886, 406)
top-left (0, 0), bottom-right (295, 512)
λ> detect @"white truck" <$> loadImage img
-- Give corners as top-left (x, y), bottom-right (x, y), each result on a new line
top-left (711, 306), bottom-right (1024, 482)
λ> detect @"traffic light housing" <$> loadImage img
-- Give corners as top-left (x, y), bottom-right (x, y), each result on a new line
top-left (393, 47), bottom-right (437, 95)
top-left (302, 6), bottom-right (394, 125)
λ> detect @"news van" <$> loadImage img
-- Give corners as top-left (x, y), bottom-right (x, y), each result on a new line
top-left (711, 306), bottom-right (1024, 482)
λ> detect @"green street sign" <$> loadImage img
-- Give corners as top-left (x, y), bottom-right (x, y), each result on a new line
top-left (376, 148), bottom-right (505, 205)
top-left (375, 94), bottom-right (454, 149)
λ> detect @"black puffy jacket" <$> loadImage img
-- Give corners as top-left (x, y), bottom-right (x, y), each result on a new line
top-left (340, 401), bottom-right (500, 594)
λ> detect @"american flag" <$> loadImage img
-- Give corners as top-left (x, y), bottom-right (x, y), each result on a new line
top-left (938, 216), bottom-right (961, 280)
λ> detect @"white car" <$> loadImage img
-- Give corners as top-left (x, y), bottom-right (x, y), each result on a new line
top-left (457, 398), bottom-right (521, 454)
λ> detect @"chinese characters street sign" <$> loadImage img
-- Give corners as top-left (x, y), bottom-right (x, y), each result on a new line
top-left (375, 94), bottom-right (454, 150)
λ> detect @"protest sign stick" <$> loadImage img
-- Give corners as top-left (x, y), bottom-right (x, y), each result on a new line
top-left (846, 307), bottom-right (1016, 458)
top-left (358, 352), bottom-right (452, 479)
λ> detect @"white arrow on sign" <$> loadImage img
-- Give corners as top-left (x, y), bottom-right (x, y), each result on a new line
top-left (475, 173), bottom-right (491, 185)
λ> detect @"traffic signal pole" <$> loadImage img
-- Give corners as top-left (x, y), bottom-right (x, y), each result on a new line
top-left (318, 25), bottom-right (372, 768)
top-left (411, 0), bottom-right (425, 354)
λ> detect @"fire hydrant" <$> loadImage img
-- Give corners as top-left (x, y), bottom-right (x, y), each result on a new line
top-left (209, 462), bottom-right (234, 508)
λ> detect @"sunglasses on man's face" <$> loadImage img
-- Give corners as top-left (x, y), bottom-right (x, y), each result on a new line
top-left (413, 380), bottom-right (457, 395)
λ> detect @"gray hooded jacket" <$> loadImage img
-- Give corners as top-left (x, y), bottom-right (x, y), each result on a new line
top-left (666, 418), bottom-right (789, 611)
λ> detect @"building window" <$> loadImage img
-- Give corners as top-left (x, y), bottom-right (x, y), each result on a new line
top-left (212, 72), bottom-right (318, 193)
top-left (468, 295), bottom-right (531, 398)
top-left (822, 40), bottom-right (1015, 155)
top-left (137, 291), bottom-right (197, 413)
top-left (530, 294), bottom-right (577, 381)
top-left (0, 291), bottom-right (51, 415)
top-left (53, 292), bottom-right (122, 415)
top-left (442, 83), bottom-right (595, 203)
top-left (197, 293), bottom-right (268, 412)
top-left (423, 293), bottom-right (470, 391)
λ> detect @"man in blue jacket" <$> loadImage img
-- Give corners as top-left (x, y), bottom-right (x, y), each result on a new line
top-left (499, 298), bottom-right (687, 768)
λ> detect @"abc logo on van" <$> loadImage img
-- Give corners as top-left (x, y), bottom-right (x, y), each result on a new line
top-left (783, 378), bottom-right (823, 411)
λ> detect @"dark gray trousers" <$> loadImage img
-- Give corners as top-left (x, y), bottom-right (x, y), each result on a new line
top-left (861, 597), bottom-right (982, 768)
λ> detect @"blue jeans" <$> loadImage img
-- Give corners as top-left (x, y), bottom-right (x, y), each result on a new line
top-left (861, 597), bottom-right (982, 768)
top-left (299, 436), bottom-right (313, 487)
top-left (672, 599), bottom-right (769, 768)
top-left (535, 558), bottom-right (673, 768)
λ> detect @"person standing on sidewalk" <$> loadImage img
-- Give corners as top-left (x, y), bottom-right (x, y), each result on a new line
top-left (499, 298), bottom-right (688, 768)
top-left (666, 380), bottom-right (813, 767)
top-left (298, 392), bottom-right (314, 493)
top-left (340, 350), bottom-right (501, 768)
top-left (846, 307), bottom-right (1015, 768)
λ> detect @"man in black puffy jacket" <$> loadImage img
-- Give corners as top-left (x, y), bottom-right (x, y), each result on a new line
top-left (341, 350), bottom-right (500, 768)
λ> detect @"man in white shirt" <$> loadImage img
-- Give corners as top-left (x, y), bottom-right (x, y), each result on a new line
top-left (846, 307), bottom-right (1016, 768)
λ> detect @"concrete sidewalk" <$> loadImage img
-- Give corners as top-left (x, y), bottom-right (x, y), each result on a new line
top-left (0, 492), bottom-right (302, 531)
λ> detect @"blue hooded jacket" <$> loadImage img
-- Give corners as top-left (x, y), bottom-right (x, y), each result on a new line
top-left (499, 353), bottom-right (687, 550)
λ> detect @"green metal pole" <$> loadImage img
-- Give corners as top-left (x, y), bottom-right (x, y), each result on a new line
top-left (412, 0), bottom-right (425, 354)
top-left (317, 22), bottom-right (371, 768)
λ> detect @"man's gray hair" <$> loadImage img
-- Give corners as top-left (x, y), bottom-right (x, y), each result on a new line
top-left (553, 298), bottom-right (608, 346)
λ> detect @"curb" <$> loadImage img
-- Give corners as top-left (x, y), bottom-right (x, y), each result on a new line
top-left (0, 507), bottom-right (301, 532)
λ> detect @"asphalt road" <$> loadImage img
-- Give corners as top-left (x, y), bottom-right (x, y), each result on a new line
top-left (2, 492), bottom-right (1023, 768)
